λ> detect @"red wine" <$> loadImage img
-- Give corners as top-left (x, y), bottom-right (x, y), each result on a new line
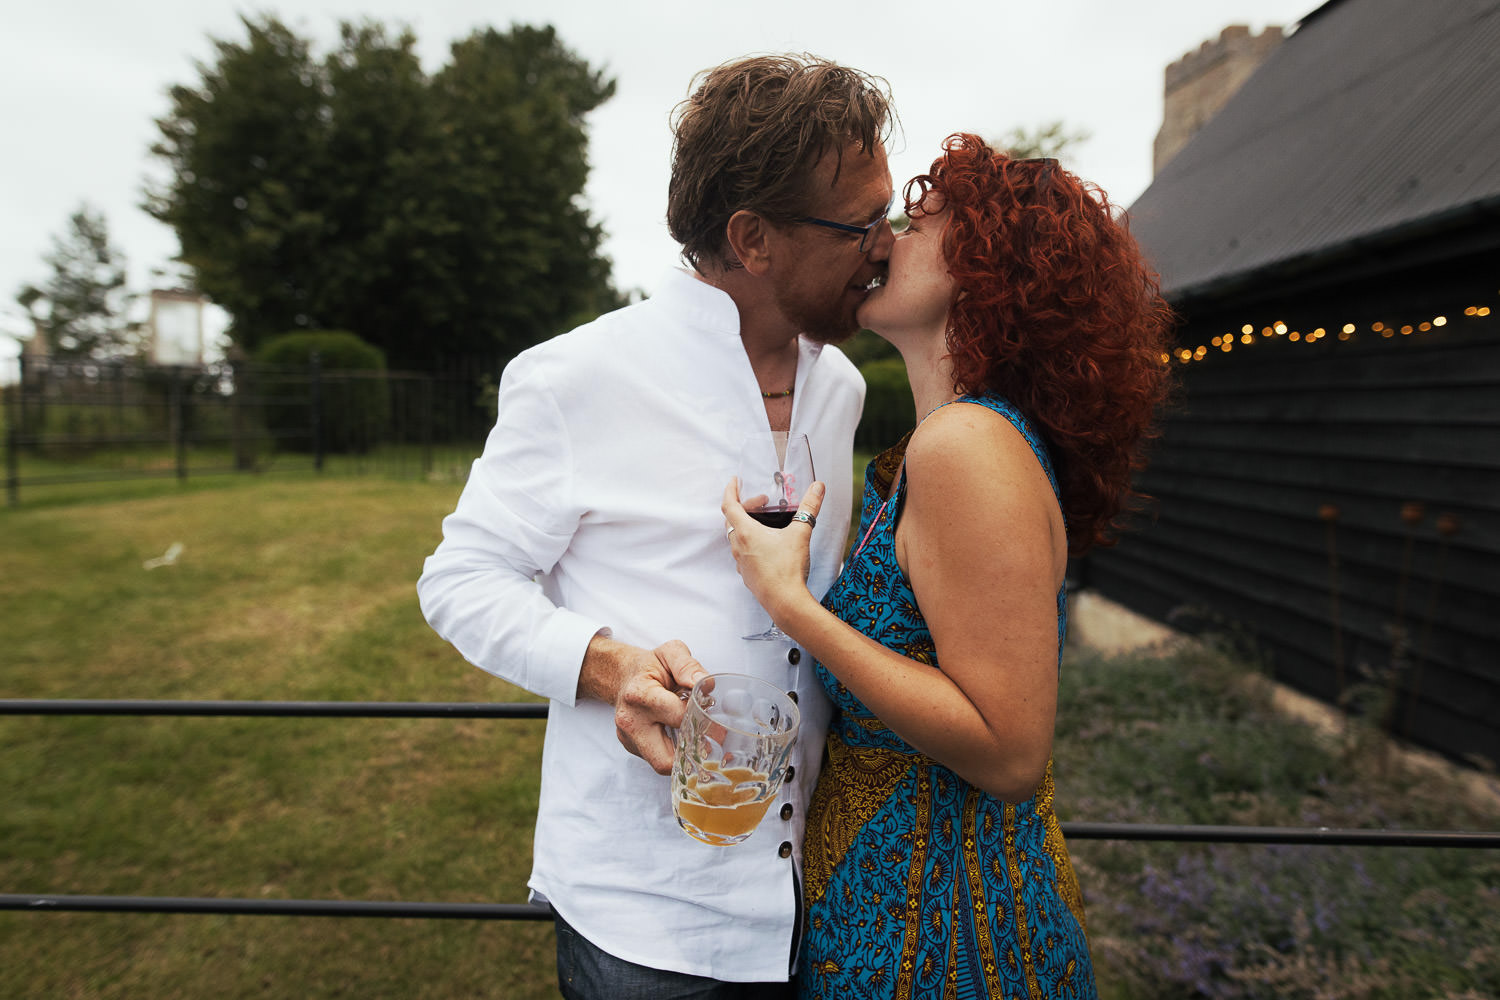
top-left (748, 506), bottom-right (798, 529)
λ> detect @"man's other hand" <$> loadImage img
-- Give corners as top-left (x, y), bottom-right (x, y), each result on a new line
top-left (582, 635), bottom-right (708, 774)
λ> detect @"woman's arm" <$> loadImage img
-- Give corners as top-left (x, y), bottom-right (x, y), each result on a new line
top-left (723, 405), bottom-right (1067, 802)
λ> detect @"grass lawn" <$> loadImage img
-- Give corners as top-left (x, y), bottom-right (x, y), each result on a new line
top-left (1, 478), bottom-right (555, 998)
top-left (2, 477), bottom-right (1497, 998)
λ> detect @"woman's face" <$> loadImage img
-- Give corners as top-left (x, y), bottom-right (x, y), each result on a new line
top-left (854, 188), bottom-right (955, 343)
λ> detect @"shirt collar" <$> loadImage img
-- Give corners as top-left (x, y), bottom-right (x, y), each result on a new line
top-left (655, 268), bottom-right (740, 339)
top-left (654, 267), bottom-right (829, 365)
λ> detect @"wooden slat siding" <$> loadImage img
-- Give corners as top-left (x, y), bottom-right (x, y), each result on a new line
top-left (1138, 464), bottom-right (1498, 599)
top-left (1086, 560), bottom-right (1494, 746)
top-left (1105, 506), bottom-right (1495, 706)
top-left (1085, 540), bottom-right (1497, 737)
top-left (1131, 491), bottom-right (1496, 645)
top-left (1082, 307), bottom-right (1500, 767)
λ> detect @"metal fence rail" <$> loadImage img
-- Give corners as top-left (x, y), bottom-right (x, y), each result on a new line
top-left (0, 699), bottom-right (547, 719)
top-left (0, 895), bottom-right (550, 920)
top-left (3, 698), bottom-right (1497, 923)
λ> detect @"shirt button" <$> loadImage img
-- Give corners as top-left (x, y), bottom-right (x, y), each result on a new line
top-left (780, 804), bottom-right (794, 821)
top-left (786, 690), bottom-right (799, 705)
top-left (778, 842), bottom-right (793, 859)
top-left (787, 648), bottom-right (802, 665)
top-left (785, 766), bottom-right (795, 782)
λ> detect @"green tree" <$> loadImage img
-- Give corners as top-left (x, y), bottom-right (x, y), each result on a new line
top-left (15, 205), bottom-right (139, 359)
top-left (420, 25), bottom-right (622, 365)
top-left (995, 121), bottom-right (1091, 161)
top-left (147, 18), bottom-right (324, 353)
top-left (146, 17), bottom-right (622, 371)
top-left (310, 21), bottom-right (444, 368)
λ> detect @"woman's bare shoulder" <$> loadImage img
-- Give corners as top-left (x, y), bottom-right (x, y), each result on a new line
top-left (906, 400), bottom-right (1039, 484)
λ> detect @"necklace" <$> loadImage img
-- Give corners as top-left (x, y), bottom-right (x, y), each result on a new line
top-left (760, 386), bottom-right (794, 398)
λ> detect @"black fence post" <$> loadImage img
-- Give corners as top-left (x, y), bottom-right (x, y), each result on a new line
top-left (172, 366), bottom-right (188, 481)
top-left (25, 355), bottom-right (45, 441)
top-left (421, 373), bottom-right (434, 478)
top-left (310, 352), bottom-right (324, 473)
top-left (230, 357), bottom-right (253, 471)
top-left (4, 381), bottom-right (18, 507)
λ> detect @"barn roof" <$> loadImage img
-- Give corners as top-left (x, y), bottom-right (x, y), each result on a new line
top-left (1128, 0), bottom-right (1500, 305)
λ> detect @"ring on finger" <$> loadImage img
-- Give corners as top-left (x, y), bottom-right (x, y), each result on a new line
top-left (791, 510), bottom-right (816, 528)
top-left (726, 524), bottom-right (736, 538)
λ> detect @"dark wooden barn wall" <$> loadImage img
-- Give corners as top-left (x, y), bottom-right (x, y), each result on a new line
top-left (1079, 307), bottom-right (1499, 768)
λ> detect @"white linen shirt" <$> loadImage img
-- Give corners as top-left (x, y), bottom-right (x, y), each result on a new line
top-left (417, 268), bottom-right (864, 982)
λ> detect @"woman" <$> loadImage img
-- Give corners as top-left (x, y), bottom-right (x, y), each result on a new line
top-left (723, 134), bottom-right (1173, 998)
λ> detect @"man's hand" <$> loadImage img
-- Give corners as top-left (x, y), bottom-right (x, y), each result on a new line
top-left (581, 635), bottom-right (708, 774)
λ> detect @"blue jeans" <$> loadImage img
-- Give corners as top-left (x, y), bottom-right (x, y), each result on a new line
top-left (553, 913), bottom-right (796, 1000)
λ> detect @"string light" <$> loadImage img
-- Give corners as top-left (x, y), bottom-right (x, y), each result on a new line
top-left (1168, 290), bottom-right (1495, 366)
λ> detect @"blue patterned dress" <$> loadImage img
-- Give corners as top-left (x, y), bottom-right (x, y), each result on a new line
top-left (799, 394), bottom-right (1095, 1000)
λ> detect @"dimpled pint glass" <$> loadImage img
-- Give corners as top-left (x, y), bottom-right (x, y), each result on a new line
top-left (671, 673), bottom-right (800, 846)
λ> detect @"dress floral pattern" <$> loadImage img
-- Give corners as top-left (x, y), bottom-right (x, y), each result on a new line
top-left (799, 394), bottom-right (1096, 1000)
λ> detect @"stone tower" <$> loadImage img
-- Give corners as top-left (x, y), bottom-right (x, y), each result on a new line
top-left (1153, 24), bottom-right (1284, 175)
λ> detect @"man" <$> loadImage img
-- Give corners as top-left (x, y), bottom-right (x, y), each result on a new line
top-left (417, 53), bottom-right (894, 997)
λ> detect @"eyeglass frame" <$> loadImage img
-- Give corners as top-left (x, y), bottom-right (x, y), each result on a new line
top-left (793, 197), bottom-right (896, 253)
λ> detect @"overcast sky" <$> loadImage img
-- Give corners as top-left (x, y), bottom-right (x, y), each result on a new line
top-left (0, 0), bottom-right (1317, 367)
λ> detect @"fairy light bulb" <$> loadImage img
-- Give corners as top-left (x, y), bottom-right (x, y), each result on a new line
top-left (1173, 293), bottom-right (1484, 367)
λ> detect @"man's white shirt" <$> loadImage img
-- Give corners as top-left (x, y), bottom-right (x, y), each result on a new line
top-left (418, 268), bottom-right (864, 981)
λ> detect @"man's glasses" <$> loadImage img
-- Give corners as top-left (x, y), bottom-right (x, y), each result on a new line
top-left (794, 198), bottom-right (896, 253)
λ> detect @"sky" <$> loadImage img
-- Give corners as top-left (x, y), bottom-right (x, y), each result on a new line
top-left (0, 0), bottom-right (1318, 372)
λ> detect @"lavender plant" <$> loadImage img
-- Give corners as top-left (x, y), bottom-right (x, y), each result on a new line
top-left (1056, 643), bottom-right (1500, 999)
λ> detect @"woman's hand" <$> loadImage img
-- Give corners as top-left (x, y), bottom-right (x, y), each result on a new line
top-left (721, 478), bottom-right (825, 623)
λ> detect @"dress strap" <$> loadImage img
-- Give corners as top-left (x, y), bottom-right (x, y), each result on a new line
top-left (917, 397), bottom-right (962, 426)
top-left (922, 393), bottom-right (1061, 502)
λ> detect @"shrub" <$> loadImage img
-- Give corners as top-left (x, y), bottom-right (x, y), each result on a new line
top-left (840, 328), bottom-right (899, 368)
top-left (254, 331), bottom-right (390, 454)
top-left (857, 356), bottom-right (914, 451)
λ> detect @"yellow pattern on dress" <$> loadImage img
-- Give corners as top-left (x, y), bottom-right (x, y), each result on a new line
top-left (961, 786), bottom-right (1003, 998)
top-left (803, 734), bottom-right (913, 907)
top-left (895, 763), bottom-right (933, 1000)
top-left (810, 728), bottom-right (1090, 999)
top-left (1002, 801), bottom-right (1044, 999)
top-left (1035, 762), bottom-right (1089, 935)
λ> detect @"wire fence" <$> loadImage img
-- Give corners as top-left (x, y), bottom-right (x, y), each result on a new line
top-left (2, 356), bottom-right (497, 505)
top-left (2, 697), bottom-right (1497, 923)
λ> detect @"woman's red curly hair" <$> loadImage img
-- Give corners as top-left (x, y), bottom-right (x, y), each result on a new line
top-left (909, 133), bottom-right (1174, 556)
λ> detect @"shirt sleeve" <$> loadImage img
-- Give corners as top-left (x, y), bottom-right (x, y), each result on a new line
top-left (416, 352), bottom-right (604, 706)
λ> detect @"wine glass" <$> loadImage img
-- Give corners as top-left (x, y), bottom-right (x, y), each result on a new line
top-left (736, 431), bottom-right (814, 641)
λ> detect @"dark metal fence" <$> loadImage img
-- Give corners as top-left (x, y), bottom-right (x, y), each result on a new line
top-left (2, 356), bottom-right (497, 505)
top-left (2, 698), bottom-right (1496, 922)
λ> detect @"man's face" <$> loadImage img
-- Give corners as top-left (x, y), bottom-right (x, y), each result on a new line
top-left (769, 143), bottom-right (895, 344)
